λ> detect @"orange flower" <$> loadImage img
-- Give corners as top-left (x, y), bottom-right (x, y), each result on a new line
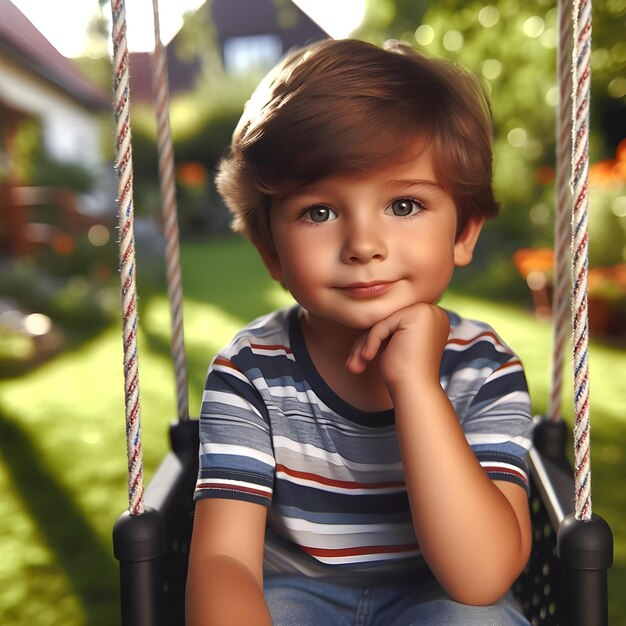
top-left (535, 166), bottom-right (555, 185)
top-left (513, 248), bottom-right (554, 277)
top-left (589, 138), bottom-right (626, 186)
top-left (52, 233), bottom-right (76, 256)
top-left (177, 162), bottom-right (207, 187)
top-left (616, 138), bottom-right (626, 163)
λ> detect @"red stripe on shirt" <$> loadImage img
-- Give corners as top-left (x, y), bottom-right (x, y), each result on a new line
top-left (448, 331), bottom-right (504, 349)
top-left (250, 343), bottom-right (293, 354)
top-left (213, 357), bottom-right (240, 371)
top-left (485, 466), bottom-right (529, 485)
top-left (276, 464), bottom-right (405, 490)
top-left (197, 482), bottom-right (271, 499)
top-left (300, 543), bottom-right (419, 558)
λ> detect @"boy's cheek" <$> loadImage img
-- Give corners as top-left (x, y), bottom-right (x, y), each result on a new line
top-left (256, 244), bottom-right (284, 282)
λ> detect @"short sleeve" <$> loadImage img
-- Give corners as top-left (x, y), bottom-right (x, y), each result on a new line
top-left (464, 354), bottom-right (533, 494)
top-left (194, 355), bottom-right (276, 507)
top-left (443, 313), bottom-right (533, 495)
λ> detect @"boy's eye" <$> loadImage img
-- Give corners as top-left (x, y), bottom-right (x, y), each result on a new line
top-left (306, 205), bottom-right (338, 223)
top-left (385, 198), bottom-right (423, 217)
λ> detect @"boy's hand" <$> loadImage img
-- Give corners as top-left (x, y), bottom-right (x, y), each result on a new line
top-left (345, 303), bottom-right (450, 389)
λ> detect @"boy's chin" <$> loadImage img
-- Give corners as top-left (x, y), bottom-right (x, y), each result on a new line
top-left (331, 310), bottom-right (402, 331)
top-left (343, 302), bottom-right (438, 329)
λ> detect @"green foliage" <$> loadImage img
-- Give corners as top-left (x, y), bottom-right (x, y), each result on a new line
top-left (0, 237), bottom-right (118, 336)
top-left (72, 55), bottom-right (113, 95)
top-left (589, 184), bottom-right (626, 267)
top-left (356, 0), bottom-right (626, 293)
top-left (128, 74), bottom-right (256, 234)
top-left (358, 0), bottom-right (430, 41)
top-left (3, 118), bottom-right (41, 184)
top-left (2, 115), bottom-right (96, 193)
top-left (175, 0), bottom-right (226, 91)
top-left (172, 95), bottom-right (245, 169)
top-left (30, 157), bottom-right (95, 194)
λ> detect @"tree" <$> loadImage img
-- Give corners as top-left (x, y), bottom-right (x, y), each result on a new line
top-left (355, 0), bottom-right (626, 284)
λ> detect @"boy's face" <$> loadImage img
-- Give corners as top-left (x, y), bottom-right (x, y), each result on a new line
top-left (259, 152), bottom-right (483, 332)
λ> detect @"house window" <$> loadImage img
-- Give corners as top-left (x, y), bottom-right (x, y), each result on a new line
top-left (223, 34), bottom-right (282, 74)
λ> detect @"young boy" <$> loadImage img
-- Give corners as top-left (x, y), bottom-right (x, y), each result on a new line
top-left (187, 39), bottom-right (533, 626)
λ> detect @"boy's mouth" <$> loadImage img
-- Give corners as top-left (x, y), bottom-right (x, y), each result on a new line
top-left (337, 281), bottom-right (394, 298)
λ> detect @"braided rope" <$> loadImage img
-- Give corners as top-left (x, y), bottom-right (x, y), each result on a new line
top-left (111, 0), bottom-right (144, 515)
top-left (548, 0), bottom-right (573, 422)
top-left (151, 0), bottom-right (190, 422)
top-left (570, 0), bottom-right (593, 521)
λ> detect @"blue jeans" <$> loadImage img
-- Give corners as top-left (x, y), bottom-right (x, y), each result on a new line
top-left (265, 575), bottom-right (529, 626)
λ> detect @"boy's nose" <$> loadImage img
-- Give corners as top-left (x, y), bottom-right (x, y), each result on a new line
top-left (340, 221), bottom-right (388, 264)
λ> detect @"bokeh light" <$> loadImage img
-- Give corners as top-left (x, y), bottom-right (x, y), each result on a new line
top-left (482, 59), bottom-right (502, 80)
top-left (545, 86), bottom-right (558, 107)
top-left (23, 313), bottom-right (52, 337)
top-left (530, 203), bottom-right (551, 226)
top-left (414, 24), bottom-right (434, 46)
top-left (611, 196), bottom-right (626, 218)
top-left (507, 127), bottom-right (528, 148)
top-left (608, 77), bottom-right (626, 99)
top-left (478, 5), bottom-right (500, 28)
top-left (540, 27), bottom-right (557, 49)
top-left (523, 16), bottom-right (545, 38)
top-left (88, 224), bottom-right (110, 247)
top-left (612, 42), bottom-right (626, 63)
top-left (442, 30), bottom-right (463, 52)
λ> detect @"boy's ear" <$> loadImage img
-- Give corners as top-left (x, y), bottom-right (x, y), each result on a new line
top-left (256, 242), bottom-right (284, 282)
top-left (453, 217), bottom-right (485, 267)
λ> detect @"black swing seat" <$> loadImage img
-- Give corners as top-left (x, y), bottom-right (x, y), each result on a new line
top-left (113, 417), bottom-right (612, 626)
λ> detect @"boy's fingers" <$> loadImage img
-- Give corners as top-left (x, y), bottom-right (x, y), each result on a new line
top-left (361, 319), bottom-right (393, 360)
top-left (346, 326), bottom-right (388, 372)
top-left (345, 333), bottom-right (369, 373)
top-left (347, 319), bottom-right (394, 372)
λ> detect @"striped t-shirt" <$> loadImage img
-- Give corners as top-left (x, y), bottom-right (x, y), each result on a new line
top-left (194, 305), bottom-right (533, 583)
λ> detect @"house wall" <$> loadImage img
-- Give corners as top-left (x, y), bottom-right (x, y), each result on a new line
top-left (0, 53), bottom-right (104, 171)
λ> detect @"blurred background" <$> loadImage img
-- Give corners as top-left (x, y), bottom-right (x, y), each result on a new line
top-left (0, 0), bottom-right (624, 624)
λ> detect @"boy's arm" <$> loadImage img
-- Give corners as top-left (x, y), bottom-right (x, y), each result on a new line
top-left (347, 303), bottom-right (532, 605)
top-left (392, 378), bottom-right (531, 605)
top-left (186, 498), bottom-right (272, 626)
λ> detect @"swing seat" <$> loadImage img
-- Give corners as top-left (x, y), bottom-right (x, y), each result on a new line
top-left (114, 415), bottom-right (605, 626)
top-left (513, 419), bottom-right (576, 625)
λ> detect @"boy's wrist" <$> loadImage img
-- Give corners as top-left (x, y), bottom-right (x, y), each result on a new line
top-left (387, 376), bottom-right (446, 405)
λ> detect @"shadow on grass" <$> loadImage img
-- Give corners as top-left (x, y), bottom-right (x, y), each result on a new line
top-left (0, 405), bottom-right (120, 626)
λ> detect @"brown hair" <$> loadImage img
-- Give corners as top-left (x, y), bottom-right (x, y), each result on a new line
top-left (216, 38), bottom-right (499, 247)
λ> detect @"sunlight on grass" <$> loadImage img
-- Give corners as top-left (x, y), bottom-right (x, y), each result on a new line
top-left (141, 283), bottom-right (294, 412)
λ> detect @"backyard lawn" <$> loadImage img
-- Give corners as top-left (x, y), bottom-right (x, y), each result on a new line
top-left (0, 237), bottom-right (624, 625)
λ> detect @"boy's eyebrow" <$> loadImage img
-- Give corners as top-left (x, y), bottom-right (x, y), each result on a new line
top-left (279, 178), bottom-right (444, 204)
top-left (388, 178), bottom-right (443, 191)
top-left (293, 178), bottom-right (442, 193)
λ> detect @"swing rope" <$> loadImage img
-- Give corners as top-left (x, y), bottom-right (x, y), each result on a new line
top-left (150, 0), bottom-right (190, 422)
top-left (548, 0), bottom-right (572, 422)
top-left (570, 0), bottom-right (593, 521)
top-left (111, 0), bottom-right (144, 516)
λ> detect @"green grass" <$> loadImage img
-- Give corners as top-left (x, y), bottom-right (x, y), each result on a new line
top-left (0, 237), bottom-right (624, 625)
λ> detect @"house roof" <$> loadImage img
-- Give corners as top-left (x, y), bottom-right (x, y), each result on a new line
top-left (211, 0), bottom-right (328, 45)
top-left (0, 0), bottom-right (109, 110)
top-left (128, 0), bottom-right (328, 103)
top-left (128, 46), bottom-right (200, 104)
